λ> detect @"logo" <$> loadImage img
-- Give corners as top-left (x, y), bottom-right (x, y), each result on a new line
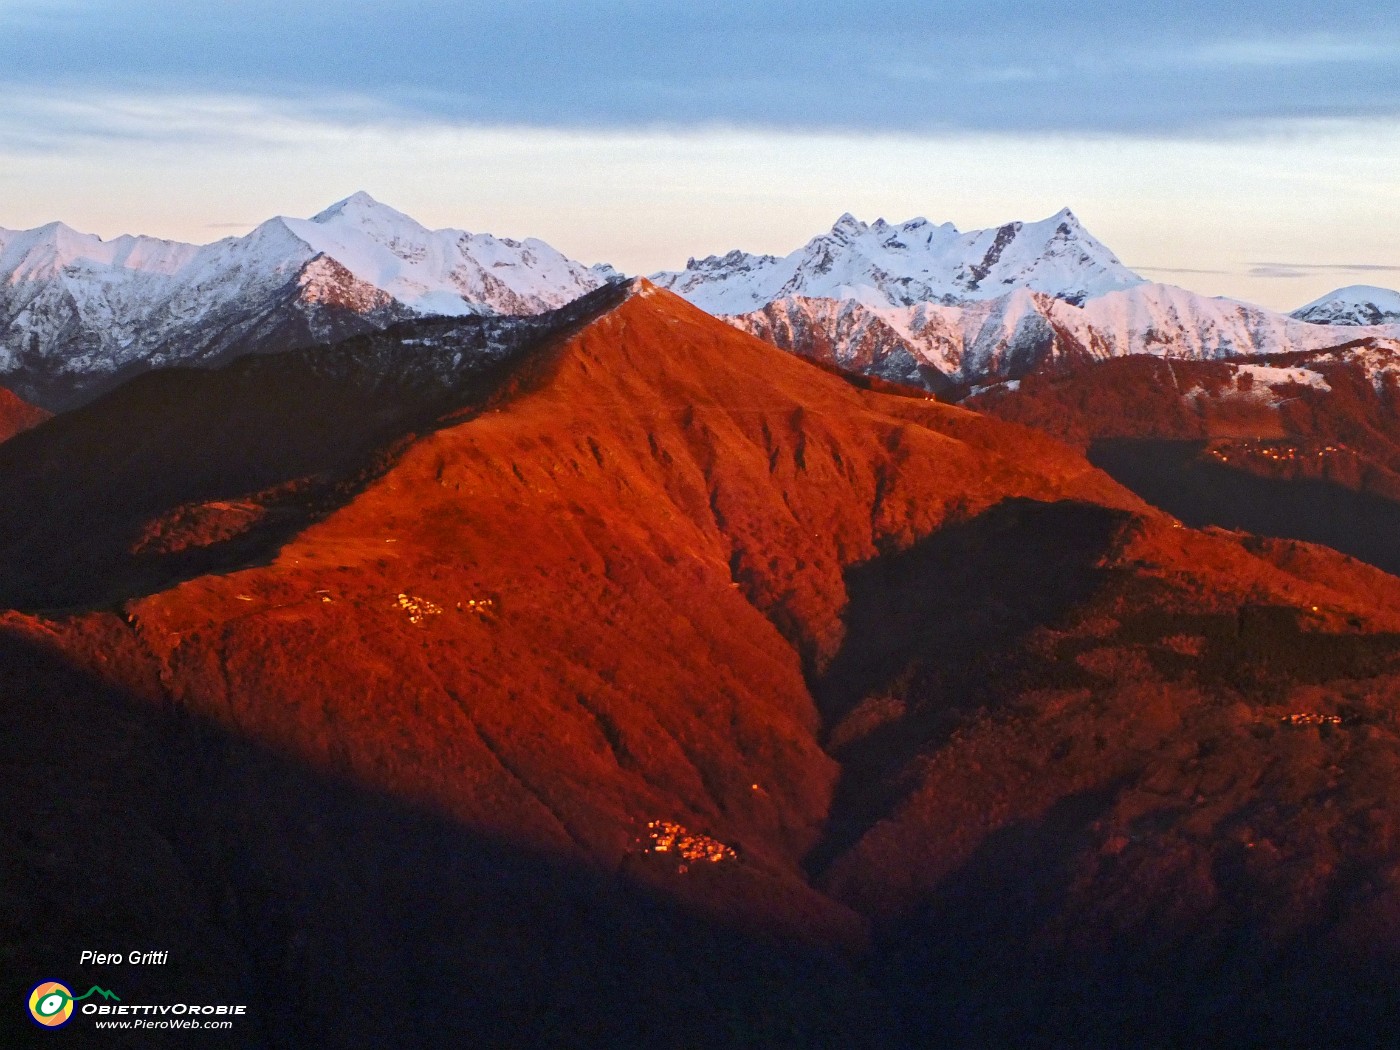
top-left (28, 982), bottom-right (120, 1028)
top-left (28, 983), bottom-right (73, 1028)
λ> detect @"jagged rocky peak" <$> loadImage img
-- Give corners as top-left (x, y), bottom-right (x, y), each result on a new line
top-left (650, 206), bottom-right (1145, 315)
top-left (686, 248), bottom-right (762, 272)
top-left (829, 212), bottom-right (865, 238)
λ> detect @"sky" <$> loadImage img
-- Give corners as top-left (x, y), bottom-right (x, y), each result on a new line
top-left (2, 1), bottom-right (1399, 309)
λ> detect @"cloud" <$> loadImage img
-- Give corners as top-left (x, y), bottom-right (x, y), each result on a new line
top-left (0, 1), bottom-right (1397, 138)
top-left (0, 85), bottom-right (413, 154)
top-left (1184, 36), bottom-right (1399, 68)
top-left (1250, 262), bottom-right (1400, 278)
top-left (1136, 265), bottom-right (1234, 276)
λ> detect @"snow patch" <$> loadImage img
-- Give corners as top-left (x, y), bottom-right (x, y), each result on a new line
top-left (1233, 364), bottom-right (1332, 393)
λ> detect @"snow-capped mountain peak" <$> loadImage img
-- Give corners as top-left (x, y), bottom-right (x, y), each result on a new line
top-left (682, 208), bottom-right (1400, 395)
top-left (308, 191), bottom-right (438, 247)
top-left (311, 189), bottom-right (405, 223)
top-left (1292, 285), bottom-right (1400, 327)
top-left (651, 208), bottom-right (1145, 315)
top-left (261, 194), bottom-right (612, 318)
top-left (829, 212), bottom-right (865, 237)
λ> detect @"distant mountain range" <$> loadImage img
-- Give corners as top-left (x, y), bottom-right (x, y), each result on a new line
top-left (727, 285), bottom-right (1400, 394)
top-left (650, 212), bottom-right (1400, 391)
top-left (0, 192), bottom-right (618, 409)
top-left (650, 208), bottom-right (1144, 312)
top-left (2, 194), bottom-right (1397, 410)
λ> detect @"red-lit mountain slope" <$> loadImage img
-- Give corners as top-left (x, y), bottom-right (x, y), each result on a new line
top-left (0, 383), bottom-right (47, 442)
top-left (7, 283), bottom-right (1400, 1047)
top-left (9, 281), bottom-right (1138, 917)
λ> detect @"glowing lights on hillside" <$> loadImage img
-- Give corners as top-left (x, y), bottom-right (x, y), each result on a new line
top-left (642, 820), bottom-right (737, 872)
top-left (394, 593), bottom-right (497, 623)
top-left (1206, 441), bottom-right (1348, 466)
top-left (395, 593), bottom-right (442, 624)
top-left (1280, 713), bottom-right (1344, 727)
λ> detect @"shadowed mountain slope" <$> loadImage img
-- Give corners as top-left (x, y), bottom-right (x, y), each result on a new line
top-left (0, 284), bottom-right (630, 610)
top-left (972, 353), bottom-right (1400, 576)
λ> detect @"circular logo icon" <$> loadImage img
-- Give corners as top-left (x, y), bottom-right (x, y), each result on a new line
top-left (29, 982), bottom-right (74, 1027)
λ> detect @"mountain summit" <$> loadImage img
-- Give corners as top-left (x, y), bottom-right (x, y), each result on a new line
top-left (283, 191), bottom-right (620, 317)
top-left (650, 208), bottom-right (1145, 314)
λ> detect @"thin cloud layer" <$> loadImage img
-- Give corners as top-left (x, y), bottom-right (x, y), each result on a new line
top-left (1, 1), bottom-right (1397, 136)
top-left (1250, 262), bottom-right (1400, 279)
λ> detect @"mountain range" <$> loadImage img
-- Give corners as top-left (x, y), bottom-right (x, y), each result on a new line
top-left (650, 207), bottom-right (1144, 312)
top-left (4, 194), bottom-right (1398, 412)
top-left (0, 192), bottom-right (618, 409)
top-left (649, 212), bottom-right (1400, 391)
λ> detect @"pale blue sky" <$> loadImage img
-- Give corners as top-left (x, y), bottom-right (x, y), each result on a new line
top-left (2, 1), bottom-right (1398, 308)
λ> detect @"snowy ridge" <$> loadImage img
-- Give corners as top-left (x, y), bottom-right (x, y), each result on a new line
top-left (1291, 285), bottom-right (1400, 327)
top-left (0, 193), bottom-right (621, 409)
top-left (733, 285), bottom-right (1400, 389)
top-left (651, 208), bottom-right (1144, 314)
